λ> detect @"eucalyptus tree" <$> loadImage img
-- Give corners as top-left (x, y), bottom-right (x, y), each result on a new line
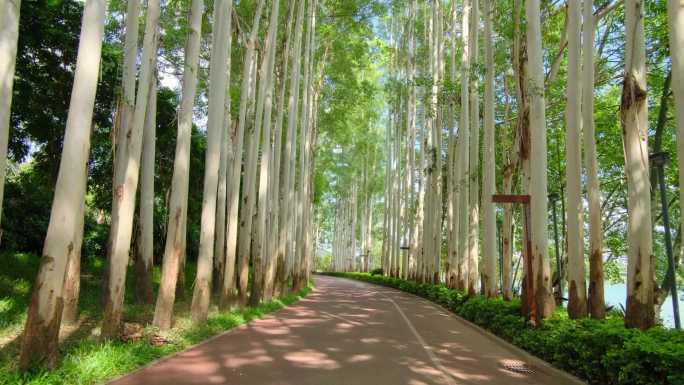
top-left (229, 0), bottom-right (266, 305)
top-left (294, 0), bottom-right (317, 290)
top-left (102, 0), bottom-right (160, 338)
top-left (285, 0), bottom-right (307, 290)
top-left (621, 0), bottom-right (654, 330)
top-left (406, 0), bottom-right (417, 280)
top-left (18, 0), bottom-right (106, 368)
top-left (136, 69), bottom-right (157, 305)
top-left (457, 0), bottom-right (471, 291)
top-left (584, 0), bottom-right (605, 320)
top-left (421, 0), bottom-right (440, 283)
top-left (252, 0), bottom-right (280, 305)
top-left (447, 0), bottom-right (459, 288)
top-left (525, 0), bottom-right (555, 321)
top-left (501, 0), bottom-right (525, 302)
top-left (153, 0), bottom-right (203, 330)
top-left (214, 69), bottom-right (232, 297)
top-left (669, 0), bottom-right (684, 321)
top-left (362, 151), bottom-right (375, 273)
top-left (467, 0), bottom-right (480, 294)
top-left (112, 0), bottom-right (140, 188)
top-left (0, 0), bottom-right (21, 238)
top-left (213, 122), bottom-right (229, 296)
top-left (565, 0), bottom-right (587, 318)
top-left (275, 0), bottom-right (305, 297)
top-left (265, 0), bottom-right (297, 301)
top-left (190, 0), bottom-right (232, 324)
top-left (482, 0), bottom-right (496, 298)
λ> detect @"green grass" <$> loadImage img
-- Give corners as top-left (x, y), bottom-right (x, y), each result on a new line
top-left (0, 251), bottom-right (312, 385)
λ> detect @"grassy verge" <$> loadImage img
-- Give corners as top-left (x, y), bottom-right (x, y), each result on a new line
top-left (0, 251), bottom-right (312, 384)
top-left (325, 272), bottom-right (684, 385)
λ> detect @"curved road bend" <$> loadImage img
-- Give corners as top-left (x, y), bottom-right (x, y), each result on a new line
top-left (109, 275), bottom-right (583, 385)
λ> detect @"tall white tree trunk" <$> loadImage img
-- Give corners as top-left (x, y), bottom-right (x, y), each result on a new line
top-left (467, 0), bottom-right (480, 294)
top-left (19, 0), bottom-right (106, 367)
top-left (294, 0), bottom-right (316, 290)
top-left (251, 0), bottom-right (280, 305)
top-left (669, 0), bottom-right (684, 320)
top-left (565, 0), bottom-right (587, 318)
top-left (190, 0), bottom-right (232, 324)
top-left (103, 0), bottom-right (139, 322)
top-left (446, 0), bottom-right (458, 287)
top-left (229, 0), bottom-right (266, 304)
top-left (525, 0), bottom-right (555, 322)
top-left (0, 0), bottom-right (21, 240)
top-left (275, 0), bottom-right (304, 297)
top-left (406, 0), bottom-right (418, 281)
top-left (265, 1), bottom-right (296, 301)
top-left (112, 0), bottom-right (140, 188)
top-left (482, 0), bottom-right (497, 298)
top-left (622, 0), bottom-right (654, 330)
top-left (153, 0), bottom-right (201, 330)
top-left (457, 0), bottom-right (471, 291)
top-left (584, 0), bottom-right (605, 320)
top-left (213, 110), bottom-right (229, 295)
top-left (502, 0), bottom-right (525, 302)
top-left (102, 0), bottom-right (160, 338)
top-left (136, 70), bottom-right (157, 305)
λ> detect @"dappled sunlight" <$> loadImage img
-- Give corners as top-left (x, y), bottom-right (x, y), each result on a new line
top-left (221, 348), bottom-right (275, 368)
top-left (347, 353), bottom-right (373, 363)
top-left (267, 338), bottom-right (296, 347)
top-left (360, 337), bottom-right (381, 343)
top-left (111, 275), bottom-right (567, 385)
top-left (283, 349), bottom-right (341, 369)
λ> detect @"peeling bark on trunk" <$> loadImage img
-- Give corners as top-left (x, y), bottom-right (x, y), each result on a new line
top-left (153, 0), bottom-right (200, 330)
top-left (525, 0), bottom-right (555, 323)
top-left (213, 113), bottom-right (230, 296)
top-left (565, 0), bottom-right (587, 319)
top-left (467, 0), bottom-right (480, 294)
top-left (622, 0), bottom-right (654, 330)
top-left (102, 0), bottom-right (160, 339)
top-left (457, 0), bottom-right (472, 291)
top-left (251, 0), bottom-right (280, 306)
top-left (294, 0), bottom-right (317, 292)
top-left (135, 74), bottom-right (157, 305)
top-left (584, 0), bottom-right (606, 320)
top-left (264, 1), bottom-right (296, 301)
top-left (482, 0), bottom-right (497, 298)
top-left (62, 199), bottom-right (86, 325)
top-left (275, 0), bottom-right (304, 298)
top-left (229, 0), bottom-right (265, 306)
top-left (19, 0), bottom-right (105, 368)
top-left (190, 0), bottom-right (232, 325)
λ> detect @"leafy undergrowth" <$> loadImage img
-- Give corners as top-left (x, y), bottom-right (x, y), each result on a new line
top-left (326, 272), bottom-right (684, 385)
top-left (0, 252), bottom-right (312, 384)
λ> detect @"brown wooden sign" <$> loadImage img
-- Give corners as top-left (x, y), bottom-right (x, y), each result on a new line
top-left (492, 194), bottom-right (530, 204)
top-left (491, 193), bottom-right (536, 324)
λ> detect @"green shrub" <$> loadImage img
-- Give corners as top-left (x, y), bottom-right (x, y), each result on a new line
top-left (324, 272), bottom-right (684, 385)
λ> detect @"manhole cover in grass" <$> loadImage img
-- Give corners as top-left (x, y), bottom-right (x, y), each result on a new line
top-left (501, 360), bottom-right (535, 374)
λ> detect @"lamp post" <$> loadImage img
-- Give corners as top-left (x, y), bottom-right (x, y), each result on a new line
top-left (549, 192), bottom-right (563, 300)
top-left (650, 152), bottom-right (681, 330)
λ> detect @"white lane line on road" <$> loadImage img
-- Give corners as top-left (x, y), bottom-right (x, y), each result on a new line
top-left (319, 310), bottom-right (365, 326)
top-left (377, 290), bottom-right (459, 385)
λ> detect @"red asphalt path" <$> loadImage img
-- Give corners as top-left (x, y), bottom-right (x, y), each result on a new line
top-left (109, 275), bottom-right (584, 385)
